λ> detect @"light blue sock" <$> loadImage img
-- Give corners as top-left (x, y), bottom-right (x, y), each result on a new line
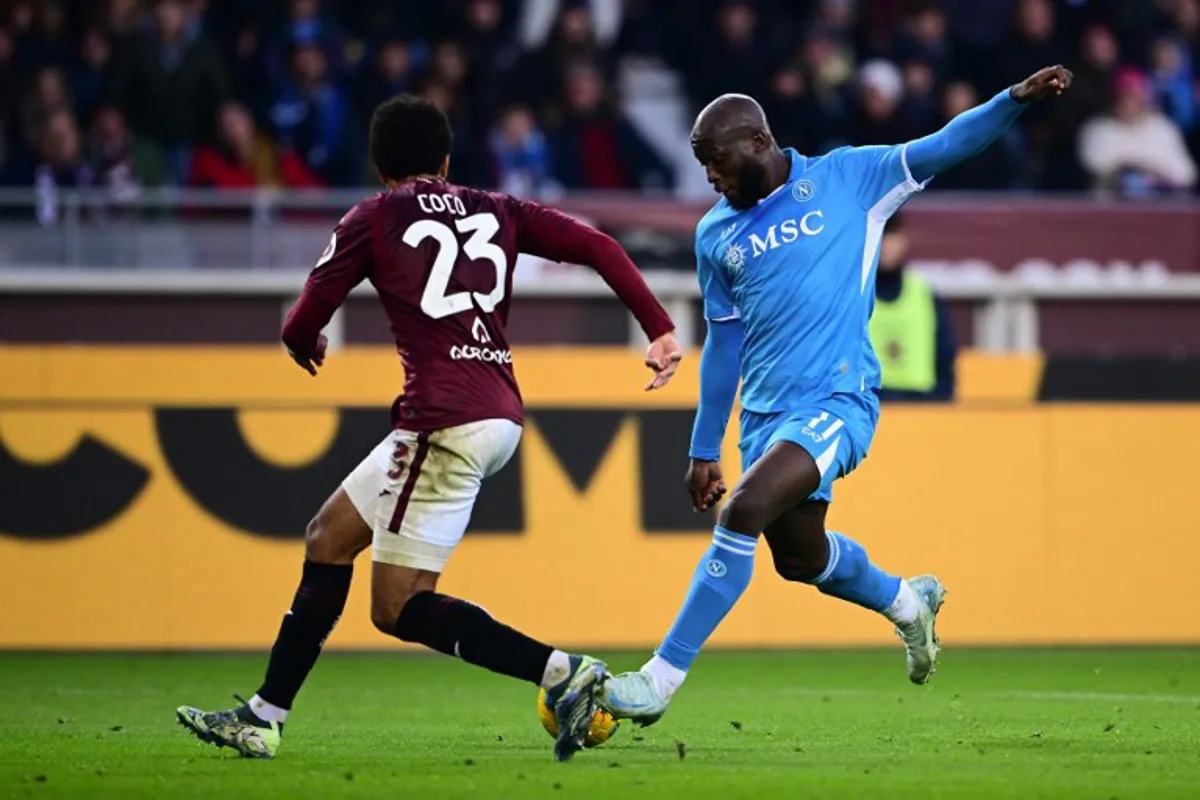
top-left (656, 526), bottom-right (756, 671)
top-left (810, 531), bottom-right (902, 612)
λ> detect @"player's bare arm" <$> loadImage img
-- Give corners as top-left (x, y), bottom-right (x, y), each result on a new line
top-left (1010, 65), bottom-right (1073, 102)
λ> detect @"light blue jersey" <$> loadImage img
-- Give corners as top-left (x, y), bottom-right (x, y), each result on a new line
top-left (696, 145), bottom-right (924, 410)
top-left (688, 89), bottom-right (1027, 501)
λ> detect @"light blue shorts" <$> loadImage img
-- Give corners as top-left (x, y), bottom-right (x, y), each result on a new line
top-left (738, 390), bottom-right (880, 503)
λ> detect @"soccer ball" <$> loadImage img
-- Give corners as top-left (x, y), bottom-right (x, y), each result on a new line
top-left (535, 687), bottom-right (620, 748)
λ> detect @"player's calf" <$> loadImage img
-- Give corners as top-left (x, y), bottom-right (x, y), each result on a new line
top-left (372, 561), bottom-right (607, 760)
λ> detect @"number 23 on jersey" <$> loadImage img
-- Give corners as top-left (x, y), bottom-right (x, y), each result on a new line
top-left (402, 213), bottom-right (507, 320)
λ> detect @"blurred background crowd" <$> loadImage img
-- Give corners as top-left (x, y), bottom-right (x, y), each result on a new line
top-left (2, 0), bottom-right (1199, 204)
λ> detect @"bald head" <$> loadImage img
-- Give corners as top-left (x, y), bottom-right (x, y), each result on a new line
top-left (690, 93), bottom-right (787, 210)
top-left (691, 93), bottom-right (771, 145)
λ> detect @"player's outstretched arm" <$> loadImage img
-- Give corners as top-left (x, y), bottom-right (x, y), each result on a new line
top-left (686, 318), bottom-right (743, 511)
top-left (513, 199), bottom-right (680, 389)
top-left (905, 65), bottom-right (1073, 185)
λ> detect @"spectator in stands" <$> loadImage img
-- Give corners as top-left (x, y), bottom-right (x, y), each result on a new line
top-left (0, 25), bottom-right (15, 120)
top-left (870, 213), bottom-right (957, 403)
top-left (72, 29), bottom-right (114, 127)
top-left (33, 108), bottom-right (92, 225)
top-left (898, 59), bottom-right (939, 137)
top-left (267, 40), bottom-right (358, 187)
top-left (511, 3), bottom-right (611, 110)
top-left (943, 0), bottom-right (1012, 90)
top-left (1151, 34), bottom-right (1196, 134)
top-left (458, 0), bottom-right (516, 70)
top-left (925, 81), bottom-right (1021, 191)
top-left (798, 27), bottom-right (854, 133)
top-left (892, 5), bottom-right (954, 85)
top-left (11, 0), bottom-right (69, 74)
top-left (265, 0), bottom-right (344, 86)
top-left (1036, 23), bottom-right (1120, 191)
top-left (548, 59), bottom-right (674, 191)
top-left (358, 38), bottom-right (416, 115)
top-left (1003, 0), bottom-right (1064, 93)
top-left (1168, 0), bottom-right (1200, 54)
top-left (1078, 67), bottom-right (1197, 197)
top-left (19, 66), bottom-right (72, 158)
top-left (429, 38), bottom-right (497, 131)
top-left (845, 59), bottom-right (914, 147)
top-left (420, 80), bottom-right (489, 187)
top-left (107, 0), bottom-right (146, 45)
top-left (488, 103), bottom-right (556, 198)
top-left (223, 21), bottom-right (271, 123)
top-left (189, 101), bottom-right (322, 188)
top-left (763, 65), bottom-right (835, 155)
top-left (686, 0), bottom-right (778, 112)
top-left (106, 0), bottom-right (229, 182)
top-left (517, 0), bottom-right (621, 52)
top-left (87, 104), bottom-right (166, 198)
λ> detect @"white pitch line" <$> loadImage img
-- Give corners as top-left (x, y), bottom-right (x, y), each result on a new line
top-left (993, 690), bottom-right (1200, 704)
top-left (765, 687), bottom-right (1200, 704)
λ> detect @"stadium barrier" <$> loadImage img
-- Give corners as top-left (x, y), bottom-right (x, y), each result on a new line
top-left (3, 345), bottom-right (1198, 649)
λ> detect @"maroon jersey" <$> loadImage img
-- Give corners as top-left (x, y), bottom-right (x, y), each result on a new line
top-left (282, 178), bottom-right (674, 432)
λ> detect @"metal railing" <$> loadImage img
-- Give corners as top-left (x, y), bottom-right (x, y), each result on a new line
top-left (4, 188), bottom-right (1200, 351)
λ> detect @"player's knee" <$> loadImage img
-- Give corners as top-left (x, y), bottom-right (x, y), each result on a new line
top-left (370, 590), bottom-right (415, 636)
top-left (717, 487), bottom-right (771, 536)
top-left (303, 515), bottom-right (328, 559)
top-left (772, 550), bottom-right (827, 583)
top-left (303, 510), bottom-right (367, 564)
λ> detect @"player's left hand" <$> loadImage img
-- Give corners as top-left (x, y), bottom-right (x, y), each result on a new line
top-left (1010, 65), bottom-right (1073, 103)
top-left (288, 333), bottom-right (328, 376)
top-left (644, 331), bottom-right (682, 391)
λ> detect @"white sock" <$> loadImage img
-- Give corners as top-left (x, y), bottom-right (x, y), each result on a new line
top-left (642, 654), bottom-right (687, 701)
top-left (884, 580), bottom-right (921, 626)
top-left (540, 650), bottom-right (572, 690)
top-left (248, 694), bottom-right (289, 724)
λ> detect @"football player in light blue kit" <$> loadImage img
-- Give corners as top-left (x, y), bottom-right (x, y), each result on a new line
top-left (599, 65), bottom-right (1074, 724)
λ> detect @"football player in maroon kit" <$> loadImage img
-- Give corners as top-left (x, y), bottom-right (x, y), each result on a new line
top-left (176, 95), bottom-right (682, 763)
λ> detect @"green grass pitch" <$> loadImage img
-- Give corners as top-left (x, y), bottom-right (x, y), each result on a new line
top-left (2, 649), bottom-right (1199, 798)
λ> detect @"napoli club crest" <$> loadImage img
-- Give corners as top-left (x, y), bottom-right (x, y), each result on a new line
top-left (792, 179), bottom-right (816, 203)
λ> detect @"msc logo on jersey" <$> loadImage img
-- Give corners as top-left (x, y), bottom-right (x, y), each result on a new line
top-left (791, 179), bottom-right (816, 203)
top-left (748, 211), bottom-right (826, 258)
top-left (722, 241), bottom-right (748, 272)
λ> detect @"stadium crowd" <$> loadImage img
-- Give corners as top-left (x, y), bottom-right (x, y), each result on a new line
top-left (1, 0), bottom-right (1199, 203)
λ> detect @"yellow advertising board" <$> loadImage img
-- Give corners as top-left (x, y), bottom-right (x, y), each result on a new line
top-left (1, 346), bottom-right (1198, 649)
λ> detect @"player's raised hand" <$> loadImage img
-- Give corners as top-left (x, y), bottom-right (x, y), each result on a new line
top-left (644, 331), bottom-right (683, 391)
top-left (686, 459), bottom-right (726, 512)
top-left (288, 333), bottom-right (328, 376)
top-left (1010, 65), bottom-right (1073, 103)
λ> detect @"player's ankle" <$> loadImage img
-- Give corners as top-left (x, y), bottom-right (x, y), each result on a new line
top-left (642, 654), bottom-right (687, 701)
top-left (539, 650), bottom-right (573, 692)
top-left (244, 695), bottom-right (288, 725)
top-left (884, 580), bottom-right (921, 626)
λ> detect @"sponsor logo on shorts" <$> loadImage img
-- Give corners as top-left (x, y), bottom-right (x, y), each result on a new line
top-left (450, 345), bottom-right (513, 364)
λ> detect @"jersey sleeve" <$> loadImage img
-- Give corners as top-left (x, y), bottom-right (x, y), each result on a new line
top-left (511, 197), bottom-right (674, 340)
top-left (695, 233), bottom-right (738, 322)
top-left (835, 144), bottom-right (928, 215)
top-left (280, 201), bottom-right (374, 357)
